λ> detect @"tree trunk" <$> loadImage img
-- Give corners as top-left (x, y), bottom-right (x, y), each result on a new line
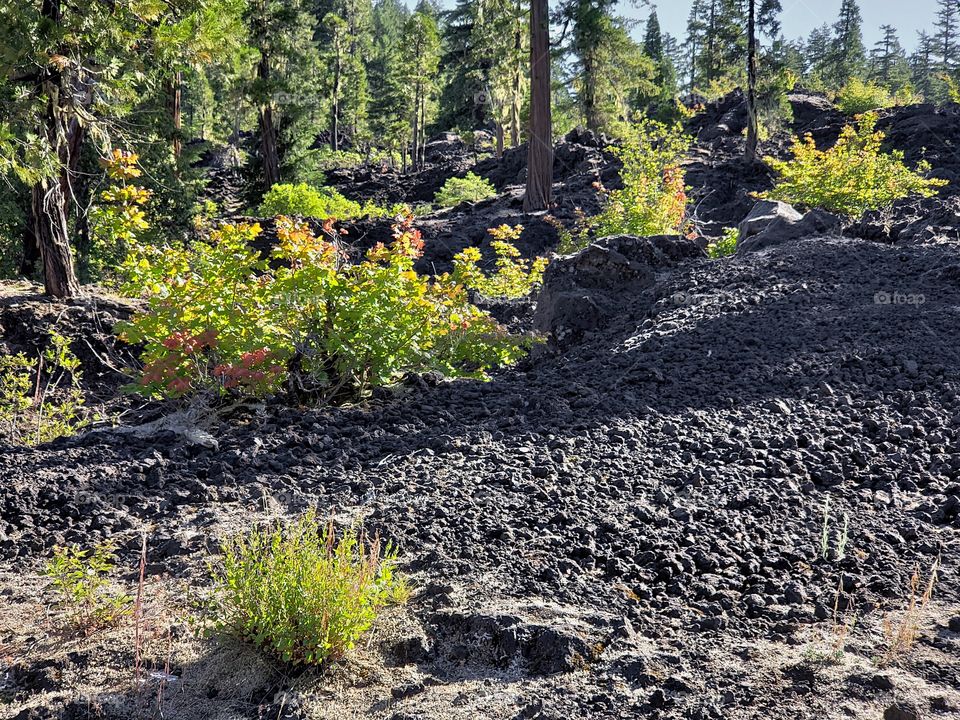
top-left (524, 0), bottom-right (552, 212)
top-left (331, 47), bottom-right (341, 152)
top-left (32, 179), bottom-right (80, 298)
top-left (168, 70), bottom-right (183, 158)
top-left (29, 0), bottom-right (81, 298)
top-left (745, 0), bottom-right (759, 164)
top-left (511, 12), bottom-right (523, 147)
top-left (583, 51), bottom-right (599, 131)
top-left (257, 54), bottom-right (280, 189)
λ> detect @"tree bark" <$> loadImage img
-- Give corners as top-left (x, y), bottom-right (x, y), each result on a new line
top-left (524, 0), bottom-right (552, 212)
top-left (745, 0), bottom-right (759, 164)
top-left (257, 54), bottom-right (281, 189)
top-left (28, 0), bottom-right (81, 298)
top-left (168, 70), bottom-right (183, 158)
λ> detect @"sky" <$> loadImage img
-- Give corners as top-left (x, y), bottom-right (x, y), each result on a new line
top-left (631, 0), bottom-right (941, 52)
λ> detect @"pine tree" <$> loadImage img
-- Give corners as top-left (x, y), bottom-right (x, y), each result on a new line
top-left (910, 30), bottom-right (938, 100)
top-left (804, 23), bottom-right (832, 87)
top-left (934, 0), bottom-right (960, 71)
top-left (368, 0), bottom-right (410, 167)
top-left (828, 0), bottom-right (866, 87)
top-left (870, 25), bottom-right (911, 93)
top-left (644, 11), bottom-right (664, 61)
top-left (399, 12), bottom-right (441, 171)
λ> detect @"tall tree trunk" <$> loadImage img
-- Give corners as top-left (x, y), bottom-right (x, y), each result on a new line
top-left (511, 12), bottom-right (522, 147)
top-left (331, 48), bottom-right (341, 152)
top-left (410, 86), bottom-right (420, 173)
top-left (29, 0), bottom-right (81, 298)
top-left (524, 0), bottom-right (552, 212)
top-left (168, 70), bottom-right (183, 158)
top-left (257, 55), bottom-right (280, 189)
top-left (745, 0), bottom-right (759, 164)
top-left (583, 51), bottom-right (599, 131)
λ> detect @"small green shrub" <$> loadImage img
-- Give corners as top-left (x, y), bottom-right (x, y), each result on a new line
top-left (87, 149), bottom-right (152, 283)
top-left (0, 332), bottom-right (89, 445)
top-left (435, 172), bottom-right (497, 207)
top-left (762, 113), bottom-right (948, 216)
top-left (452, 224), bottom-right (549, 299)
top-left (562, 119), bottom-right (689, 253)
top-left (118, 218), bottom-right (532, 399)
top-left (45, 542), bottom-right (132, 633)
top-left (259, 182), bottom-right (364, 220)
top-left (835, 79), bottom-right (895, 115)
top-left (210, 512), bottom-right (407, 667)
top-left (706, 227), bottom-right (738, 258)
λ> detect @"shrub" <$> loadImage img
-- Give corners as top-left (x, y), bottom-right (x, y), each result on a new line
top-left (45, 542), bottom-right (132, 633)
top-left (118, 217), bottom-right (532, 399)
top-left (259, 182), bottom-right (364, 220)
top-left (87, 149), bottom-right (152, 283)
top-left (210, 512), bottom-right (407, 666)
top-left (762, 113), bottom-right (948, 216)
top-left (835, 79), bottom-right (895, 115)
top-left (452, 225), bottom-right (549, 299)
top-left (706, 227), bottom-right (739, 258)
top-left (0, 332), bottom-right (89, 445)
top-left (435, 172), bottom-right (497, 207)
top-left (562, 119), bottom-right (689, 253)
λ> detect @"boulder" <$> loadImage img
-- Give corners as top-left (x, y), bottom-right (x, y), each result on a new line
top-left (737, 201), bottom-right (841, 253)
top-left (534, 234), bottom-right (703, 348)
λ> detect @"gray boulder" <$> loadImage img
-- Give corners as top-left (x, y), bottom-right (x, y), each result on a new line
top-left (737, 200), bottom-right (841, 253)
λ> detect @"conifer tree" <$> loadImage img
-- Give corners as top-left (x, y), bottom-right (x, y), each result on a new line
top-left (828, 0), bottom-right (866, 87)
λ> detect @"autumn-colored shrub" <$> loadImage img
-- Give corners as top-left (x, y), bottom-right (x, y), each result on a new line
top-left (118, 217), bottom-right (532, 399)
top-left (762, 112), bottom-right (948, 216)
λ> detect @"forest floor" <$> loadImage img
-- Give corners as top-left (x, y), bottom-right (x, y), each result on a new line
top-left (2, 93), bottom-right (960, 720)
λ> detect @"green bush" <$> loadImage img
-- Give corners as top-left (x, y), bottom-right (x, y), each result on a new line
top-left (452, 224), bottom-right (549, 299)
top-left (0, 332), bottom-right (89, 445)
top-left (435, 172), bottom-right (497, 207)
top-left (210, 512), bottom-right (407, 666)
top-left (259, 182), bottom-right (364, 219)
top-left (117, 218), bottom-right (532, 399)
top-left (835, 78), bottom-right (895, 115)
top-left (706, 227), bottom-right (738, 258)
top-left (762, 113), bottom-right (948, 216)
top-left (45, 542), bottom-right (131, 633)
top-left (560, 119), bottom-right (689, 253)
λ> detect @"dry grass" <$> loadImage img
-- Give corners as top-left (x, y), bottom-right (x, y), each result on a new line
top-left (878, 558), bottom-right (940, 667)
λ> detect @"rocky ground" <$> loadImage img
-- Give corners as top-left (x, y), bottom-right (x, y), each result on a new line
top-left (2, 93), bottom-right (960, 720)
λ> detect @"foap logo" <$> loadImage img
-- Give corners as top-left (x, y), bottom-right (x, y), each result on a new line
top-left (874, 291), bottom-right (925, 306)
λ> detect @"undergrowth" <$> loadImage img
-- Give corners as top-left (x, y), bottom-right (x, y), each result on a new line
top-left (452, 224), bottom-right (549, 299)
top-left (435, 172), bottom-right (497, 207)
top-left (706, 228), bottom-right (738, 258)
top-left (559, 119), bottom-right (689, 253)
top-left (762, 112), bottom-right (948, 216)
top-left (118, 217), bottom-right (532, 399)
top-left (45, 542), bottom-right (132, 634)
top-left (0, 332), bottom-right (89, 446)
top-left (210, 512), bottom-right (407, 667)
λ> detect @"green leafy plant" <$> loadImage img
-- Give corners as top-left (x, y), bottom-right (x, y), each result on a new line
top-left (118, 217), bottom-right (532, 399)
top-left (706, 227), bottom-right (738, 258)
top-left (259, 182), bottom-right (364, 220)
top-left (44, 542), bottom-right (132, 633)
top-left (210, 511), bottom-right (407, 666)
top-left (434, 172), bottom-right (497, 207)
top-left (762, 113), bottom-right (948, 216)
top-left (86, 149), bottom-right (153, 283)
top-left (452, 225), bottom-right (549, 299)
top-left (835, 78), bottom-right (895, 115)
top-left (562, 119), bottom-right (689, 253)
top-left (0, 332), bottom-right (89, 445)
